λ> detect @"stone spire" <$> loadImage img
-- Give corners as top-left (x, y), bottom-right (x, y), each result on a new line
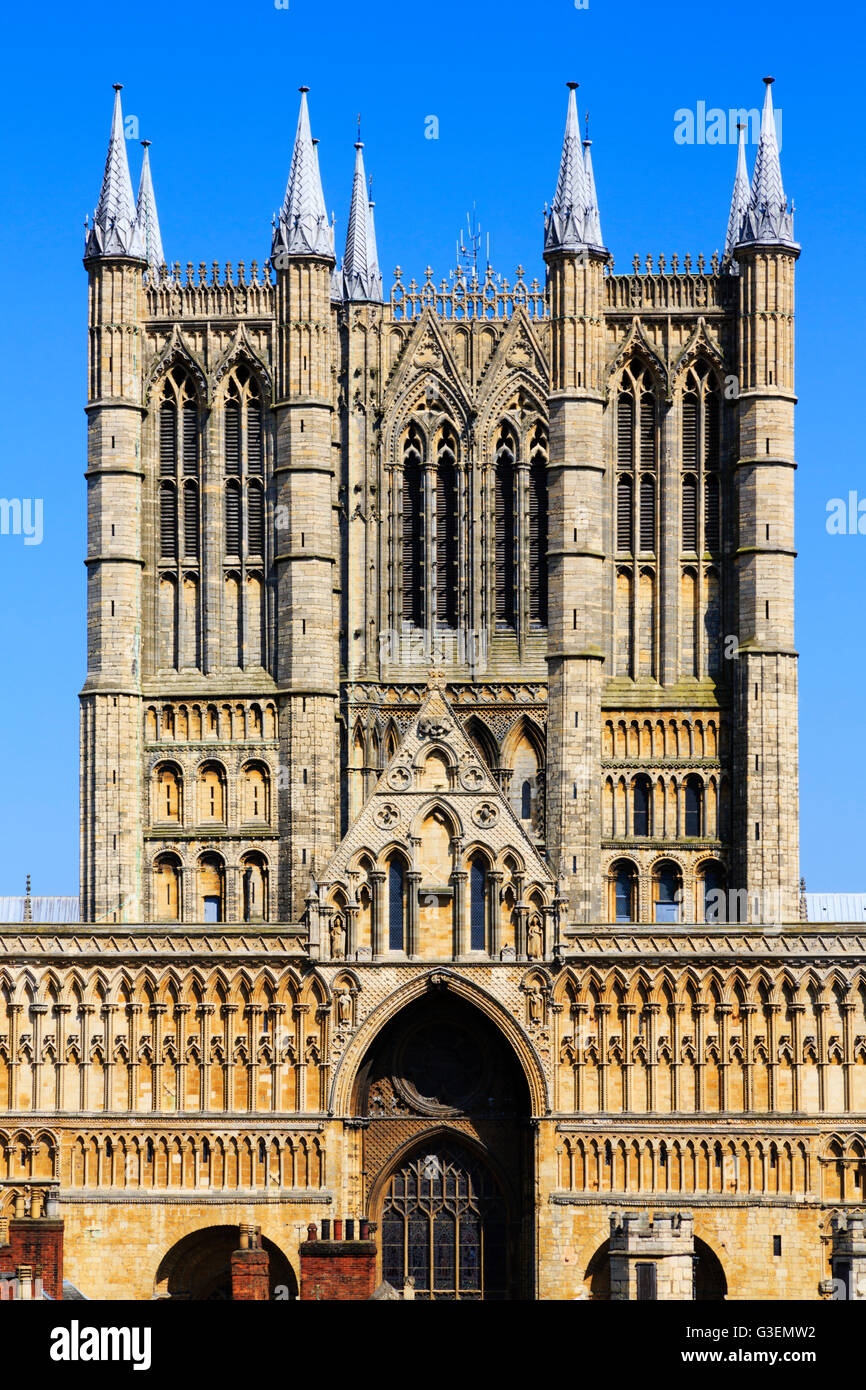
top-left (738, 78), bottom-right (796, 248)
top-left (342, 141), bottom-right (383, 302)
top-left (582, 123), bottom-right (604, 251)
top-left (545, 84), bottom-right (605, 254)
top-left (135, 140), bottom-right (165, 275)
top-left (84, 85), bottom-right (144, 262)
top-left (272, 87), bottom-right (335, 262)
top-left (723, 121), bottom-right (751, 268)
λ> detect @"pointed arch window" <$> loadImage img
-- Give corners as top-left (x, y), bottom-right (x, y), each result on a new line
top-left (388, 857), bottom-right (406, 952)
top-left (617, 392), bottom-right (634, 467)
top-left (160, 402), bottom-right (177, 476)
top-left (529, 423), bottom-right (548, 625)
top-left (494, 427), bottom-right (516, 628)
top-left (632, 775), bottom-right (651, 837)
top-left (469, 856), bottom-right (487, 952)
top-left (435, 429), bottom-right (458, 628)
top-left (224, 367), bottom-right (267, 565)
top-left (160, 484), bottom-right (178, 560)
top-left (401, 426), bottom-right (425, 627)
top-left (639, 392), bottom-right (656, 469)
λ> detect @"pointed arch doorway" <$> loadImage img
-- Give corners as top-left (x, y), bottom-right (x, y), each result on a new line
top-left (352, 989), bottom-right (534, 1299)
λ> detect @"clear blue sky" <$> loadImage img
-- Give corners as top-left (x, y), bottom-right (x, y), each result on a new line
top-left (0, 0), bottom-right (862, 896)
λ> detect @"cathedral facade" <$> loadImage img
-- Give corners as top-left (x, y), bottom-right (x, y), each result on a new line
top-left (3, 78), bottom-right (863, 1301)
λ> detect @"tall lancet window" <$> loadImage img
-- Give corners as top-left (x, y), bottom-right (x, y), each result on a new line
top-left (222, 365), bottom-right (267, 668)
top-left (615, 362), bottom-right (659, 678)
top-left (494, 427), bottom-right (516, 628)
top-left (401, 424), bottom-right (425, 627)
top-left (680, 360), bottom-right (723, 677)
top-left (528, 423), bottom-right (548, 626)
top-left (435, 428), bottom-right (459, 628)
top-left (155, 365), bottom-right (200, 669)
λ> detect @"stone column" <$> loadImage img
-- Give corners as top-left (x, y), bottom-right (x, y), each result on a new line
top-left (487, 871), bottom-right (503, 957)
top-left (406, 872), bottom-right (422, 958)
top-left (370, 871), bottom-right (385, 959)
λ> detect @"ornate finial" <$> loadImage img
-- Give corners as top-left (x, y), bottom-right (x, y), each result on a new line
top-left (141, 139), bottom-right (151, 149)
top-left (113, 83), bottom-right (123, 92)
top-left (584, 111), bottom-right (590, 142)
top-left (299, 85), bottom-right (310, 93)
top-left (566, 81), bottom-right (579, 90)
top-left (23, 876), bottom-right (31, 923)
top-left (763, 75), bottom-right (774, 86)
top-left (357, 111), bottom-right (361, 142)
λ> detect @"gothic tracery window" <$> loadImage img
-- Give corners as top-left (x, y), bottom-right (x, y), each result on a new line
top-left (381, 1144), bottom-right (507, 1300)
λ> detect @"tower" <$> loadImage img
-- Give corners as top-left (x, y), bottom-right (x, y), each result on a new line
top-left (80, 85), bottom-right (147, 922)
top-left (730, 78), bottom-right (799, 920)
top-left (271, 89), bottom-right (340, 919)
top-left (544, 85), bottom-right (609, 920)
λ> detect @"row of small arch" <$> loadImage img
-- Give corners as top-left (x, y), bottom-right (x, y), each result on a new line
top-left (0, 966), bottom-right (338, 1011)
top-left (603, 715), bottom-right (723, 761)
top-left (145, 701), bottom-right (278, 743)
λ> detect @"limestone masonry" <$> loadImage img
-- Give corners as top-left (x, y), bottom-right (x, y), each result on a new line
top-left (2, 78), bottom-right (857, 1301)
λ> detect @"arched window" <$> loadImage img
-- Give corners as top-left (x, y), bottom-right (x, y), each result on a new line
top-left (241, 763), bottom-right (270, 823)
top-left (198, 853), bottom-right (225, 923)
top-left (653, 861), bottom-right (682, 923)
top-left (160, 401), bottom-right (177, 475)
top-left (682, 393), bottom-right (698, 469)
top-left (529, 423), bottom-right (548, 626)
top-left (241, 853), bottom-right (269, 923)
top-left (611, 860), bottom-right (636, 923)
top-left (632, 776), bottom-right (651, 837)
top-left (617, 391), bottom-right (634, 467)
top-left (469, 856), bottom-right (487, 952)
top-left (160, 484), bottom-right (178, 560)
top-left (153, 853), bottom-right (181, 922)
top-left (154, 764), bottom-right (182, 823)
top-left (401, 426), bottom-right (424, 627)
top-left (684, 776), bottom-right (703, 837)
top-left (224, 367), bottom-right (266, 562)
top-left (521, 779), bottom-right (532, 820)
top-left (387, 858), bottom-right (405, 952)
top-left (494, 427), bottom-right (516, 627)
top-left (224, 398), bottom-right (241, 475)
top-left (198, 764), bottom-right (226, 823)
top-left (699, 861), bottom-right (726, 924)
top-left (435, 430), bottom-right (458, 628)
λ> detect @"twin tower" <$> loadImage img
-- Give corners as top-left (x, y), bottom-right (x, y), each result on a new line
top-left (80, 80), bottom-right (800, 936)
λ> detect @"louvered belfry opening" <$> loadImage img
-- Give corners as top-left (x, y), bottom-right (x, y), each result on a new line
top-left (157, 364), bottom-right (200, 581)
top-left (402, 424), bottom-right (425, 627)
top-left (219, 365), bottom-right (267, 670)
top-left (495, 427), bottom-right (516, 628)
top-left (528, 423), bottom-right (548, 626)
top-left (435, 428), bottom-right (459, 628)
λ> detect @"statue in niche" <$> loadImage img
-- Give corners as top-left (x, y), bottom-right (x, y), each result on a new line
top-left (527, 916), bottom-right (543, 960)
top-left (336, 989), bottom-right (353, 1027)
top-left (527, 985), bottom-right (544, 1025)
top-left (329, 915), bottom-right (346, 960)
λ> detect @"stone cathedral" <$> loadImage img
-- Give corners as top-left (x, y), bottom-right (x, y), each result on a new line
top-left (3, 77), bottom-right (865, 1302)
